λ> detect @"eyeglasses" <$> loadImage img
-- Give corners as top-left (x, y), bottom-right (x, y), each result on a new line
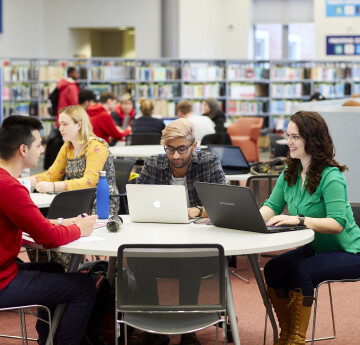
top-left (164, 141), bottom-right (194, 155)
top-left (284, 133), bottom-right (301, 142)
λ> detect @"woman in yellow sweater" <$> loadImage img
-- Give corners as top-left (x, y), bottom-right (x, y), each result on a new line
top-left (32, 105), bottom-right (119, 215)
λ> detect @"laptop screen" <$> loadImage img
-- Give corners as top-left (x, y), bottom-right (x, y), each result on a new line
top-left (208, 145), bottom-right (250, 169)
top-left (163, 118), bottom-right (177, 126)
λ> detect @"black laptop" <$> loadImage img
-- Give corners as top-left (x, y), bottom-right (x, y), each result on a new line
top-left (194, 182), bottom-right (306, 233)
top-left (207, 145), bottom-right (250, 175)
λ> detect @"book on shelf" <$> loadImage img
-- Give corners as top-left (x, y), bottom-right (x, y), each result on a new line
top-left (183, 64), bottom-right (224, 81)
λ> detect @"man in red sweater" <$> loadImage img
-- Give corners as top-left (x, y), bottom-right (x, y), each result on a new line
top-left (0, 115), bottom-right (97, 345)
top-left (87, 92), bottom-right (131, 144)
top-left (56, 67), bottom-right (80, 126)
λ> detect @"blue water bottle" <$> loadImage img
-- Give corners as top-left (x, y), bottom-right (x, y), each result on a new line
top-left (96, 171), bottom-right (109, 219)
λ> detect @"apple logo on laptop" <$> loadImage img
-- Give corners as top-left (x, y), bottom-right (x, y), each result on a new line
top-left (153, 200), bottom-right (161, 208)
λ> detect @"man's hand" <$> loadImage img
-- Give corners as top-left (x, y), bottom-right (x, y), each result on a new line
top-left (75, 215), bottom-right (98, 237)
top-left (35, 181), bottom-right (53, 193)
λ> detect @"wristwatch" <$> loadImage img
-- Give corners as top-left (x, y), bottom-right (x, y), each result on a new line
top-left (57, 217), bottom-right (64, 225)
top-left (196, 206), bottom-right (204, 217)
top-left (298, 214), bottom-right (305, 227)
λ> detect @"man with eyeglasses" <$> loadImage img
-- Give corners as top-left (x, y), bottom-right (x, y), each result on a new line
top-left (137, 117), bottom-right (226, 219)
top-left (132, 118), bottom-right (226, 345)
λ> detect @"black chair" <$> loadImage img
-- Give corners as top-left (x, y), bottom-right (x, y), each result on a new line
top-left (115, 244), bottom-right (227, 345)
top-left (111, 159), bottom-right (136, 214)
top-left (125, 133), bottom-right (162, 146)
top-left (46, 188), bottom-right (97, 219)
top-left (201, 133), bottom-right (232, 145)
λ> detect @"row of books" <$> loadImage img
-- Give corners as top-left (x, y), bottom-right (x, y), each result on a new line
top-left (227, 66), bottom-right (269, 80)
top-left (229, 83), bottom-right (268, 98)
top-left (227, 100), bottom-right (266, 115)
top-left (314, 83), bottom-right (346, 98)
top-left (136, 66), bottom-right (181, 81)
top-left (3, 66), bottom-right (39, 82)
top-left (312, 66), bottom-right (352, 81)
top-left (91, 66), bottom-right (134, 81)
top-left (137, 83), bottom-right (181, 98)
top-left (88, 84), bottom-right (131, 98)
top-left (270, 67), bottom-right (311, 80)
top-left (270, 100), bottom-right (303, 114)
top-left (183, 83), bottom-right (224, 98)
top-left (271, 83), bottom-right (304, 98)
top-left (183, 65), bottom-right (224, 81)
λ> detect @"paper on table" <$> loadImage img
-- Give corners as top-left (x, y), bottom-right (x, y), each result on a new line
top-left (75, 235), bottom-right (106, 243)
top-left (95, 222), bottom-right (107, 229)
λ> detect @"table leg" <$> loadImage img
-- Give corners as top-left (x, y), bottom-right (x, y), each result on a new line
top-left (45, 254), bottom-right (82, 345)
top-left (247, 254), bottom-right (278, 343)
top-left (225, 260), bottom-right (241, 345)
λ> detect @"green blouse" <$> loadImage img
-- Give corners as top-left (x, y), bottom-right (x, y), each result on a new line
top-left (263, 166), bottom-right (360, 254)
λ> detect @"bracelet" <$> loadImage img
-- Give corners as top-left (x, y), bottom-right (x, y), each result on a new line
top-left (53, 182), bottom-right (55, 193)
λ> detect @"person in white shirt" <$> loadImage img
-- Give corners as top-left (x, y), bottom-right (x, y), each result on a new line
top-left (176, 100), bottom-right (215, 143)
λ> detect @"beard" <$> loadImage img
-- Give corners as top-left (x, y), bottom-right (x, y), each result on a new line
top-left (170, 154), bottom-right (192, 169)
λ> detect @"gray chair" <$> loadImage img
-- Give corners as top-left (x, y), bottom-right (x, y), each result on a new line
top-left (230, 175), bottom-right (279, 283)
top-left (116, 244), bottom-right (227, 345)
top-left (125, 133), bottom-right (162, 146)
top-left (111, 159), bottom-right (136, 214)
top-left (0, 304), bottom-right (53, 344)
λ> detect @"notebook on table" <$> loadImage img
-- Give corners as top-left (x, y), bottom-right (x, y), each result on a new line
top-left (207, 145), bottom-right (250, 175)
top-left (194, 182), bottom-right (306, 233)
top-left (126, 184), bottom-right (189, 224)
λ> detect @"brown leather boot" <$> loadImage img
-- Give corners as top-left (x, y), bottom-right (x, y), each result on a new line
top-left (286, 289), bottom-right (313, 345)
top-left (267, 287), bottom-right (290, 345)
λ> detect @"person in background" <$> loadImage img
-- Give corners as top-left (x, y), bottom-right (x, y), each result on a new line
top-left (202, 98), bottom-right (226, 133)
top-left (79, 89), bottom-right (97, 110)
top-left (131, 98), bottom-right (165, 134)
top-left (0, 115), bottom-right (97, 345)
top-left (342, 99), bottom-right (360, 106)
top-left (112, 93), bottom-right (136, 127)
top-left (56, 67), bottom-right (80, 126)
top-left (32, 105), bottom-right (120, 215)
top-left (87, 92), bottom-right (131, 144)
top-left (176, 100), bottom-right (215, 143)
top-left (261, 111), bottom-right (360, 345)
top-left (308, 92), bottom-right (326, 102)
top-left (133, 118), bottom-right (226, 345)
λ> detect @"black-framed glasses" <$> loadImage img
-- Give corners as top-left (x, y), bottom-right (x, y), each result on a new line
top-left (164, 141), bottom-right (195, 155)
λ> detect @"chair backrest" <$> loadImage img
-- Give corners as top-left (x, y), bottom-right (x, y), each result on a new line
top-left (227, 117), bottom-right (263, 138)
top-left (125, 133), bottom-right (162, 146)
top-left (351, 203), bottom-right (360, 227)
top-left (200, 133), bottom-right (232, 145)
top-left (113, 159), bottom-right (136, 194)
top-left (117, 244), bottom-right (226, 313)
top-left (46, 188), bottom-right (96, 219)
top-left (246, 175), bottom-right (279, 207)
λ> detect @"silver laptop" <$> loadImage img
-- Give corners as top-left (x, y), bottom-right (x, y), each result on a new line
top-left (126, 184), bottom-right (189, 223)
top-left (194, 182), bottom-right (306, 233)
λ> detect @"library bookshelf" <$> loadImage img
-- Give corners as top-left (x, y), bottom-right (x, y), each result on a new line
top-left (1, 58), bottom-right (360, 136)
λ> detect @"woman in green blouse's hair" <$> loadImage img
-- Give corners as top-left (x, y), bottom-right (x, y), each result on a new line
top-left (260, 111), bottom-right (360, 345)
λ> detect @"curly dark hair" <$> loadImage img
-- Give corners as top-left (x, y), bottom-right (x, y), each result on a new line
top-left (284, 111), bottom-right (347, 195)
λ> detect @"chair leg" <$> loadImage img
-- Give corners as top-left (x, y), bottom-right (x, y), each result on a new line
top-left (307, 282), bottom-right (336, 343)
top-left (230, 255), bottom-right (250, 283)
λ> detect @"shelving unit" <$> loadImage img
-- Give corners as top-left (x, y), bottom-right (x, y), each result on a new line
top-left (2, 58), bottom-right (359, 133)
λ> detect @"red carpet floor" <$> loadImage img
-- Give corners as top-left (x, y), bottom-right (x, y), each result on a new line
top-left (1, 253), bottom-right (360, 344)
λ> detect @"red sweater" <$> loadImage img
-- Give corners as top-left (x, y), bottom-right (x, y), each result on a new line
top-left (56, 78), bottom-right (80, 126)
top-left (114, 104), bottom-right (136, 126)
top-left (87, 103), bottom-right (131, 143)
top-left (0, 168), bottom-right (80, 290)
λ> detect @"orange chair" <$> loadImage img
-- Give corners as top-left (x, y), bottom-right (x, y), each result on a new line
top-left (227, 117), bottom-right (264, 162)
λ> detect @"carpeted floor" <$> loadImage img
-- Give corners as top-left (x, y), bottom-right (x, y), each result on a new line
top-left (1, 253), bottom-right (360, 345)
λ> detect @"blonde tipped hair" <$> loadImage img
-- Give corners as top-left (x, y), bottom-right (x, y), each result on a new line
top-left (343, 99), bottom-right (360, 107)
top-left (139, 98), bottom-right (154, 116)
top-left (161, 118), bottom-right (195, 145)
top-left (59, 105), bottom-right (94, 144)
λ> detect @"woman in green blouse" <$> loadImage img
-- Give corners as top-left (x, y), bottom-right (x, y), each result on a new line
top-left (261, 111), bottom-right (360, 345)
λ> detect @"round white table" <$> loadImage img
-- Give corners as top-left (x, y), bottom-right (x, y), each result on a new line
top-left (24, 216), bottom-right (314, 345)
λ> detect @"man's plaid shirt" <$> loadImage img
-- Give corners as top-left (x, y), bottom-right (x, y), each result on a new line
top-left (137, 151), bottom-right (226, 207)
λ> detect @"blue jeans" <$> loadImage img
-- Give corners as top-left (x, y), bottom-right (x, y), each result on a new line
top-left (264, 245), bottom-right (360, 296)
top-left (0, 262), bottom-right (96, 345)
